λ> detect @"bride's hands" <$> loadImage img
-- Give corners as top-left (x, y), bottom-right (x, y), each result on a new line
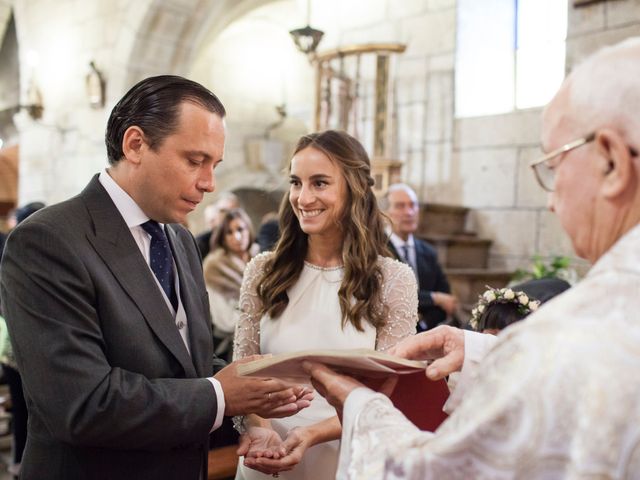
top-left (243, 427), bottom-right (313, 474)
top-left (238, 426), bottom-right (288, 475)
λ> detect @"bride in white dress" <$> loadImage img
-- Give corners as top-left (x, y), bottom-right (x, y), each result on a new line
top-left (233, 130), bottom-right (418, 480)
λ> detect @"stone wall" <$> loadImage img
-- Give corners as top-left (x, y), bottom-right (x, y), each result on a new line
top-left (2, 0), bottom-right (640, 271)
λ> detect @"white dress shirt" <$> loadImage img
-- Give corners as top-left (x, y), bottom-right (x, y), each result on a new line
top-left (389, 232), bottom-right (417, 273)
top-left (99, 170), bottom-right (224, 432)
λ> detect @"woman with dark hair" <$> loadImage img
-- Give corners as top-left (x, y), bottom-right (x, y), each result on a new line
top-left (203, 208), bottom-right (256, 362)
top-left (233, 130), bottom-right (418, 479)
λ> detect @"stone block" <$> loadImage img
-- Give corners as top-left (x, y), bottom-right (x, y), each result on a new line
top-left (567, 0), bottom-right (606, 36)
top-left (473, 209), bottom-right (538, 259)
top-left (418, 203), bottom-right (469, 236)
top-left (455, 109), bottom-right (542, 148)
top-left (388, 0), bottom-right (429, 19)
top-left (606, 0), bottom-right (640, 27)
top-left (425, 71), bottom-right (453, 142)
top-left (422, 235), bottom-right (492, 269)
top-left (566, 24), bottom-right (640, 70)
top-left (516, 146), bottom-right (548, 208)
top-left (315, 0), bottom-right (387, 30)
top-left (147, 8), bottom-right (189, 41)
top-left (458, 148), bottom-right (518, 208)
top-left (427, 0), bottom-right (456, 10)
top-left (340, 22), bottom-right (398, 46)
top-left (400, 148), bottom-right (426, 188)
top-left (401, 10), bottom-right (456, 57)
top-left (397, 103), bottom-right (426, 151)
top-left (428, 53), bottom-right (455, 72)
top-left (423, 142), bottom-right (457, 203)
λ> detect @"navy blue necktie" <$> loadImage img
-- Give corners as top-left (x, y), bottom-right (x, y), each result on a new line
top-left (142, 220), bottom-right (178, 311)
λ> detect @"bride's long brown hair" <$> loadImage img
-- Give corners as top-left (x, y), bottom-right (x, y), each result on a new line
top-left (257, 130), bottom-right (391, 331)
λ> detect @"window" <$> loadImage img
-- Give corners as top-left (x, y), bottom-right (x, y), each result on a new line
top-left (455, 0), bottom-right (567, 117)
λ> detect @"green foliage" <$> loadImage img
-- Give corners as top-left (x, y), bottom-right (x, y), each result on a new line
top-left (513, 255), bottom-right (571, 282)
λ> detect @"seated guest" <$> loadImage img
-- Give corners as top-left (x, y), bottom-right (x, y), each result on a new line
top-left (381, 183), bottom-right (457, 331)
top-left (202, 208), bottom-right (255, 362)
top-left (256, 211), bottom-right (280, 253)
top-left (196, 192), bottom-right (240, 259)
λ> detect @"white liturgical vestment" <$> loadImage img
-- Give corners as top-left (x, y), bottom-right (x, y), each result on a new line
top-left (338, 223), bottom-right (640, 479)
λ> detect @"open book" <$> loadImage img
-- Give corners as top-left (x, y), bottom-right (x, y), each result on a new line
top-left (237, 348), bottom-right (428, 380)
top-left (238, 348), bottom-right (450, 432)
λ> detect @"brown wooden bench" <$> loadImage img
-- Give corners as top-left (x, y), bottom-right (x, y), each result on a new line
top-left (208, 445), bottom-right (239, 480)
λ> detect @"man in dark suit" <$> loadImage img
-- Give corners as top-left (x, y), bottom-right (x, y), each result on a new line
top-left (382, 184), bottom-right (457, 332)
top-left (0, 76), bottom-right (309, 480)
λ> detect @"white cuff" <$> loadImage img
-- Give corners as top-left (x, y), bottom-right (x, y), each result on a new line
top-left (337, 387), bottom-right (380, 478)
top-left (462, 330), bottom-right (498, 371)
top-left (207, 377), bottom-right (226, 432)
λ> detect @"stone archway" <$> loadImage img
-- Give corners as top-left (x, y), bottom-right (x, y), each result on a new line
top-left (120, 0), bottom-right (278, 87)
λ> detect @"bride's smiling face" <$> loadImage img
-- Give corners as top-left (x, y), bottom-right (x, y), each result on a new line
top-left (289, 146), bottom-right (347, 240)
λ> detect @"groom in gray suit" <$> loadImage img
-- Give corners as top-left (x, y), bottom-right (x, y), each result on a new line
top-left (0, 76), bottom-right (309, 480)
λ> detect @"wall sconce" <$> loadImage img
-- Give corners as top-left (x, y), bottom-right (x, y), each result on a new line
top-left (20, 78), bottom-right (44, 120)
top-left (86, 61), bottom-right (106, 109)
top-left (289, 0), bottom-right (323, 58)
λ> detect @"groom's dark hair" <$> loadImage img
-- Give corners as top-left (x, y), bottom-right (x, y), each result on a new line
top-left (105, 75), bottom-right (225, 165)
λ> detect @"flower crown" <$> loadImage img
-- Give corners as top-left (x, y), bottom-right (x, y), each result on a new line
top-left (469, 286), bottom-right (541, 330)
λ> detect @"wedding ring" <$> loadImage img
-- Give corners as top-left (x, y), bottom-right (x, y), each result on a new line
top-left (272, 474), bottom-right (279, 478)
top-left (267, 392), bottom-right (272, 400)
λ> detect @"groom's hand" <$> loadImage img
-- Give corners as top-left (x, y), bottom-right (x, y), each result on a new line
top-left (215, 356), bottom-right (313, 417)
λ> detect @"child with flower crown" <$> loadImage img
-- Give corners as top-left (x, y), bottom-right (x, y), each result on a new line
top-left (469, 285), bottom-right (541, 335)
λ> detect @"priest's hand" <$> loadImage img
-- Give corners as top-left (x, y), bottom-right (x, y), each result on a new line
top-left (388, 325), bottom-right (465, 380)
top-left (215, 356), bottom-right (313, 417)
top-left (302, 362), bottom-right (398, 421)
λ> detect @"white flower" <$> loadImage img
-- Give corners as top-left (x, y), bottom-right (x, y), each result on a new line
top-left (503, 289), bottom-right (515, 300)
top-left (483, 291), bottom-right (496, 302)
top-left (472, 308), bottom-right (478, 317)
top-left (529, 301), bottom-right (540, 311)
top-left (518, 294), bottom-right (529, 305)
top-left (478, 304), bottom-right (485, 313)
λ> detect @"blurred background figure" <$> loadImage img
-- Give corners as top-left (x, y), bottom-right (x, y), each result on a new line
top-left (0, 201), bottom-right (45, 478)
top-left (256, 211), bottom-right (280, 253)
top-left (381, 184), bottom-right (457, 332)
top-left (202, 208), bottom-right (256, 363)
top-left (196, 192), bottom-right (240, 260)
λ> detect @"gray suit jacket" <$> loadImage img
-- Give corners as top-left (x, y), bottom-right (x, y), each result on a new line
top-left (0, 176), bottom-right (221, 479)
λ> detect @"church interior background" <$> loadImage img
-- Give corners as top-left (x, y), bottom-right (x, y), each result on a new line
top-left (1, 0), bottom-right (639, 309)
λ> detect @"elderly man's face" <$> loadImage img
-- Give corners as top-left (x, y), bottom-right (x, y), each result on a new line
top-left (542, 94), bottom-right (601, 261)
top-left (386, 189), bottom-right (419, 240)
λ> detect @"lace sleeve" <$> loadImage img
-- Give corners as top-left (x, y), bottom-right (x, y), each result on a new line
top-left (232, 252), bottom-right (272, 360)
top-left (375, 257), bottom-right (419, 352)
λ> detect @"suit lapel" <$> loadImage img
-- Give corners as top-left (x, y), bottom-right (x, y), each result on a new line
top-left (82, 177), bottom-right (196, 377)
top-left (388, 241), bottom-right (401, 262)
top-left (413, 240), bottom-right (424, 277)
top-left (166, 226), bottom-right (211, 378)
